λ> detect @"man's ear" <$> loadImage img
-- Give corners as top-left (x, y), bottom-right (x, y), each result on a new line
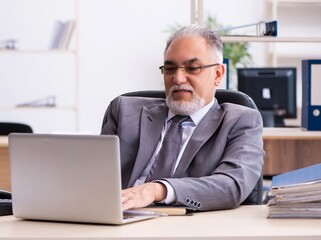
top-left (214, 64), bottom-right (225, 87)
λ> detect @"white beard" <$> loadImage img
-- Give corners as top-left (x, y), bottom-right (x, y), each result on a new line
top-left (166, 85), bottom-right (205, 115)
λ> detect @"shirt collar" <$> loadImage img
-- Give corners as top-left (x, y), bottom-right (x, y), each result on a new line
top-left (167, 98), bottom-right (215, 126)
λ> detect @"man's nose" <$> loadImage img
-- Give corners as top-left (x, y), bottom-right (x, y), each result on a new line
top-left (173, 67), bottom-right (187, 84)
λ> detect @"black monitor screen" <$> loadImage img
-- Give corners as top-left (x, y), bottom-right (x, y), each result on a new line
top-left (237, 67), bottom-right (296, 127)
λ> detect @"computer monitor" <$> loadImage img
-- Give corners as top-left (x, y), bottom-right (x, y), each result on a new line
top-left (237, 67), bottom-right (297, 127)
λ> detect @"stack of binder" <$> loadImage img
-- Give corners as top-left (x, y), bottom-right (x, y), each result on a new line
top-left (267, 163), bottom-right (321, 218)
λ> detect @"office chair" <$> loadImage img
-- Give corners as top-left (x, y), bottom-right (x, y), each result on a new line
top-left (122, 89), bottom-right (263, 205)
top-left (0, 122), bottom-right (33, 135)
top-left (0, 122), bottom-right (32, 215)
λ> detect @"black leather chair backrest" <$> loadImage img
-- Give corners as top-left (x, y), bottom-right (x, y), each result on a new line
top-left (123, 89), bottom-right (257, 109)
top-left (122, 89), bottom-right (263, 205)
top-left (0, 122), bottom-right (33, 135)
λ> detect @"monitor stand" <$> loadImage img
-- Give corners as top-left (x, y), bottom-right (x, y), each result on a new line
top-left (260, 110), bottom-right (274, 127)
top-left (260, 110), bottom-right (285, 127)
top-left (274, 116), bottom-right (285, 127)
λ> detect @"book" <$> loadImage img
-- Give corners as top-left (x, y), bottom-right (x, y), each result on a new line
top-left (49, 21), bottom-right (64, 49)
top-left (49, 20), bottom-right (76, 49)
top-left (60, 20), bottom-right (76, 49)
top-left (271, 163), bottom-right (321, 188)
top-left (268, 163), bottom-right (321, 218)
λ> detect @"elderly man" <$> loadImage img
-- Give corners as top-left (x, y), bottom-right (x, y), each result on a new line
top-left (101, 25), bottom-right (264, 211)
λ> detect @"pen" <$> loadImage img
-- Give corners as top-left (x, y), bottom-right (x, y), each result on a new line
top-left (124, 210), bottom-right (168, 216)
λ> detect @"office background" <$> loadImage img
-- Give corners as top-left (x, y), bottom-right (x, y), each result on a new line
top-left (0, 0), bottom-right (320, 133)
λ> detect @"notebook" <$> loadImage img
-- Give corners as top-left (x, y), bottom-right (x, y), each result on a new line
top-left (8, 133), bottom-right (157, 224)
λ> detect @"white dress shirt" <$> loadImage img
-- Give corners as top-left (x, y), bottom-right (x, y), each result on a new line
top-left (134, 98), bottom-right (215, 204)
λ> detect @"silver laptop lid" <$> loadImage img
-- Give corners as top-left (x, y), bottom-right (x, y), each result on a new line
top-left (9, 133), bottom-right (125, 224)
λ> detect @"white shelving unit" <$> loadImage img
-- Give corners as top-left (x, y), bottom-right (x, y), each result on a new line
top-left (221, 36), bottom-right (321, 43)
top-left (220, 1), bottom-right (321, 127)
top-left (269, 0), bottom-right (321, 66)
top-left (221, 35), bottom-right (321, 65)
top-left (269, 0), bottom-right (321, 126)
top-left (0, 0), bottom-right (79, 133)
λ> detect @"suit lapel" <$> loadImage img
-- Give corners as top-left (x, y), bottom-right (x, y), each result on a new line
top-left (127, 103), bottom-right (168, 187)
top-left (174, 102), bottom-right (224, 176)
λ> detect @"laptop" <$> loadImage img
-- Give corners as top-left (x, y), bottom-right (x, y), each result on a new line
top-left (8, 133), bottom-right (157, 224)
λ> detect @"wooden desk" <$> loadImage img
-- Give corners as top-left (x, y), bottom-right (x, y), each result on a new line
top-left (0, 206), bottom-right (321, 239)
top-left (1, 129), bottom-right (321, 191)
top-left (0, 137), bottom-right (9, 191)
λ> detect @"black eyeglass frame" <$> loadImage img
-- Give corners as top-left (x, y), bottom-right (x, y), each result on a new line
top-left (159, 63), bottom-right (220, 75)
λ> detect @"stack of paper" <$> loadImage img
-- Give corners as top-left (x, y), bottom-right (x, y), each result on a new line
top-left (267, 163), bottom-right (321, 218)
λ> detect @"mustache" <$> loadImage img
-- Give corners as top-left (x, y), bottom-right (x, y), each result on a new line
top-left (169, 85), bottom-right (195, 96)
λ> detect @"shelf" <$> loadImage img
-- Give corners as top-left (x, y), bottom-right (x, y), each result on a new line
top-left (221, 36), bottom-right (321, 43)
top-left (269, 44), bottom-right (321, 58)
top-left (271, 0), bottom-right (321, 5)
top-left (0, 49), bottom-right (76, 54)
top-left (0, 106), bottom-right (77, 111)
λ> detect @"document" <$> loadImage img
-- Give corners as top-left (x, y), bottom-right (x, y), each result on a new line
top-left (268, 163), bottom-right (321, 218)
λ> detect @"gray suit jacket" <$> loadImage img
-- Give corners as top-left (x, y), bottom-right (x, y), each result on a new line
top-left (101, 96), bottom-right (264, 211)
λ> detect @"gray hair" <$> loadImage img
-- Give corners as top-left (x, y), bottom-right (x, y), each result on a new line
top-left (164, 24), bottom-right (223, 62)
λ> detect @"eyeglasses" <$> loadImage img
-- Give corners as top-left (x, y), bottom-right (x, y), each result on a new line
top-left (159, 63), bottom-right (220, 75)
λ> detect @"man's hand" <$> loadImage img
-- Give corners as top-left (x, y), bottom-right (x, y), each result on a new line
top-left (122, 182), bottom-right (167, 211)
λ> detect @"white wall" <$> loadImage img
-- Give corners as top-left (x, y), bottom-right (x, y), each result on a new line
top-left (78, 0), bottom-right (191, 133)
top-left (0, 0), bottom-right (270, 133)
top-left (78, 0), bottom-right (269, 133)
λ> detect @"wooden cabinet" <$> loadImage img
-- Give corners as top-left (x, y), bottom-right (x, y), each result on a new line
top-left (263, 128), bottom-right (321, 176)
